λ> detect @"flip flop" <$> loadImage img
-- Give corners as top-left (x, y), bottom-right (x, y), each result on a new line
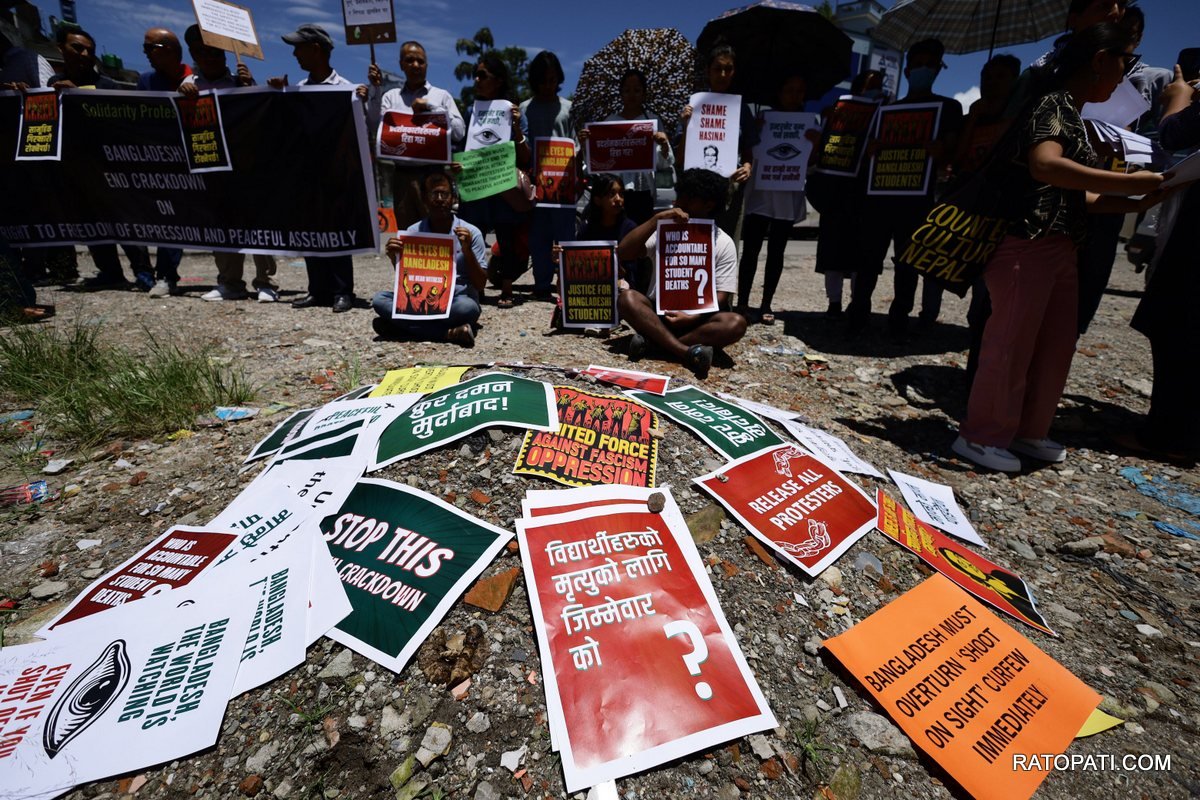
top-left (497, 296), bottom-right (515, 309)
top-left (760, 312), bottom-right (776, 325)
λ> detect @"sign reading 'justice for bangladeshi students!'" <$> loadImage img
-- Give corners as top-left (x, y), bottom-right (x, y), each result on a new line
top-left (559, 241), bottom-right (618, 329)
top-left (823, 575), bottom-right (1102, 800)
top-left (868, 102), bottom-right (942, 196)
top-left (654, 219), bottom-right (717, 315)
top-left (393, 232), bottom-right (455, 320)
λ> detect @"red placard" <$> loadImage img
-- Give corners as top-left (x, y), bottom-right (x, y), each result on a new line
top-left (695, 444), bottom-right (877, 577)
top-left (377, 110), bottom-right (451, 164)
top-left (654, 218), bottom-right (717, 315)
top-left (584, 119), bottom-right (657, 173)
top-left (581, 365), bottom-right (670, 394)
top-left (392, 232), bottom-right (455, 320)
top-left (534, 136), bottom-right (578, 208)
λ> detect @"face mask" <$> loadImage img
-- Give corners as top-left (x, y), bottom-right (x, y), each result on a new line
top-left (907, 66), bottom-right (938, 93)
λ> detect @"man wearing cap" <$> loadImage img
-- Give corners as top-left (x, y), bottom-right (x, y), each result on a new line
top-left (178, 24), bottom-right (281, 304)
top-left (848, 37), bottom-right (963, 341)
top-left (269, 24), bottom-right (367, 313)
top-left (367, 41), bottom-right (465, 230)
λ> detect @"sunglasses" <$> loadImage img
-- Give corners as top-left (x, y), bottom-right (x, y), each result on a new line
top-left (143, 42), bottom-right (168, 54)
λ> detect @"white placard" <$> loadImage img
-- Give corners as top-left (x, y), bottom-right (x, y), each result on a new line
top-left (715, 392), bottom-right (803, 425)
top-left (192, 0), bottom-right (257, 46)
top-left (466, 99), bottom-right (514, 151)
top-left (781, 419), bottom-right (883, 478)
top-left (342, 0), bottom-right (392, 25)
top-left (887, 469), bottom-right (987, 548)
top-left (684, 91), bottom-right (741, 177)
top-left (1082, 77), bottom-right (1151, 128)
top-left (753, 111), bottom-right (816, 190)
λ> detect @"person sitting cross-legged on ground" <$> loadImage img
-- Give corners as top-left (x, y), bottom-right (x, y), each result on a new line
top-left (371, 171), bottom-right (484, 347)
top-left (616, 168), bottom-right (747, 379)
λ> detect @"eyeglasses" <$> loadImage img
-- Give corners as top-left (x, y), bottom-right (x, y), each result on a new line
top-left (143, 43), bottom-right (168, 54)
top-left (427, 189), bottom-right (452, 200)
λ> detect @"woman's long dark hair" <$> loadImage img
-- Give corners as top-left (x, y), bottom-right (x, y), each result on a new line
top-left (582, 173), bottom-right (625, 230)
top-left (477, 52), bottom-right (513, 101)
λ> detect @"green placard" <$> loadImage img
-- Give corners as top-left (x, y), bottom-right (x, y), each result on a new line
top-left (452, 140), bottom-right (518, 201)
top-left (627, 386), bottom-right (784, 461)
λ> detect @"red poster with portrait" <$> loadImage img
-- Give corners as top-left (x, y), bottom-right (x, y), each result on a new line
top-left (392, 232), bottom-right (455, 320)
top-left (654, 219), bottom-right (717, 315)
top-left (517, 492), bottom-right (775, 791)
top-left (695, 444), bottom-right (877, 577)
top-left (534, 136), bottom-right (578, 208)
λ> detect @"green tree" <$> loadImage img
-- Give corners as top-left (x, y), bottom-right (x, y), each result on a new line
top-left (454, 26), bottom-right (530, 111)
top-left (816, 1), bottom-right (835, 21)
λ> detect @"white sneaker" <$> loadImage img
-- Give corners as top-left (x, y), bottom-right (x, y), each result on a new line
top-left (147, 279), bottom-right (179, 297)
top-left (1010, 437), bottom-right (1067, 463)
top-left (952, 435), bottom-right (1021, 473)
top-left (201, 285), bottom-right (249, 302)
top-left (256, 287), bottom-right (279, 303)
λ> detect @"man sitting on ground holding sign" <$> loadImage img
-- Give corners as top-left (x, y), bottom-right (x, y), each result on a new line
top-left (616, 168), bottom-right (745, 379)
top-left (372, 171), bottom-right (485, 347)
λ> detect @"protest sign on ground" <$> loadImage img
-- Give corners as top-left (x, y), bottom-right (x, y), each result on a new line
top-left (392, 232), bottom-right (455, 320)
top-left (517, 490), bottom-right (776, 791)
top-left (814, 95), bottom-right (878, 176)
top-left (270, 395), bottom-right (419, 465)
top-left (888, 469), bottom-right (986, 548)
top-left (781, 419), bottom-right (883, 478)
top-left (875, 491), bottom-right (1053, 634)
top-left (696, 445), bottom-right (876, 577)
top-left (377, 110), bottom-right (450, 164)
top-left (191, 0), bottom-right (263, 59)
top-left (171, 91), bottom-right (232, 173)
top-left (683, 92), bottom-right (740, 177)
top-left (521, 484), bottom-right (666, 519)
top-left (628, 386), bottom-right (783, 461)
top-left (559, 242), bottom-right (618, 329)
top-left (868, 102), bottom-right (942, 196)
top-left (244, 408), bottom-right (317, 463)
top-left (584, 119), bottom-right (656, 173)
top-left (824, 575), bottom-right (1100, 800)
top-left (318, 478), bottom-right (512, 672)
top-left (466, 99), bottom-right (513, 150)
top-left (754, 112), bottom-right (816, 190)
top-left (371, 372), bottom-right (558, 467)
top-left (514, 386), bottom-right (658, 487)
top-left (715, 392), bottom-right (804, 425)
top-left (452, 141), bottom-right (517, 202)
top-left (369, 366), bottom-right (468, 397)
top-left (15, 88), bottom-right (60, 161)
top-left (340, 0), bottom-right (395, 46)
top-left (581, 365), bottom-right (669, 395)
top-left (534, 137), bottom-right (577, 208)
top-left (654, 218), bottom-right (717, 314)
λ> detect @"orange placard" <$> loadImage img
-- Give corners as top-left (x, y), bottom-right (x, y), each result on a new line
top-left (823, 575), bottom-right (1100, 800)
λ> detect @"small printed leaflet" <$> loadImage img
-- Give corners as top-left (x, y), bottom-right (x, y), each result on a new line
top-left (377, 109), bottom-right (450, 164)
top-left (654, 218), bottom-right (717, 314)
top-left (695, 444), bottom-right (877, 577)
top-left (514, 386), bottom-right (658, 488)
top-left (875, 490), bottom-right (1053, 634)
top-left (318, 477), bottom-right (512, 672)
top-left (814, 95), bottom-right (878, 176)
top-left (517, 488), bottom-right (776, 790)
top-left (584, 119), bottom-right (656, 173)
top-left (824, 574), bottom-right (1101, 800)
top-left (16, 88), bottom-right (61, 161)
top-left (534, 136), bottom-right (577, 207)
top-left (683, 91), bottom-right (740, 177)
top-left (393, 232), bottom-right (456, 320)
top-left (581, 365), bottom-right (669, 395)
top-left (754, 111), bottom-right (816, 191)
top-left (888, 469), bottom-right (986, 548)
top-left (171, 90), bottom-right (232, 172)
top-left (559, 241), bottom-right (618, 329)
top-left (371, 372), bottom-right (558, 467)
top-left (782, 419), bottom-right (883, 478)
top-left (369, 366), bottom-right (468, 397)
top-left (628, 386), bottom-right (783, 461)
top-left (867, 102), bottom-right (942, 196)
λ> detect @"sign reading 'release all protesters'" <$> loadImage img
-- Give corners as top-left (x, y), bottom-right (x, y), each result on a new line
top-left (0, 87), bottom-right (376, 255)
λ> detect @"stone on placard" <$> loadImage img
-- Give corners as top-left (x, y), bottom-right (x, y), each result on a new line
top-left (464, 567), bottom-right (521, 612)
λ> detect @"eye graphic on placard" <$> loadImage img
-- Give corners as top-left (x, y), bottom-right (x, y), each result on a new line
top-left (43, 640), bottom-right (131, 758)
top-left (766, 143), bottom-right (802, 161)
top-left (472, 129), bottom-right (502, 146)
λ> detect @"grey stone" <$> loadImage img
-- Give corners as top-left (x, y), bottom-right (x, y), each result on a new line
top-left (845, 712), bottom-right (915, 757)
top-left (697, 760), bottom-right (715, 775)
top-left (748, 734), bottom-right (774, 760)
top-left (474, 781), bottom-right (500, 800)
top-left (317, 649), bottom-right (355, 679)
top-left (1007, 538), bottom-right (1037, 561)
top-left (1118, 610), bottom-right (1140, 621)
top-left (1047, 602), bottom-right (1082, 626)
top-left (500, 745), bottom-right (526, 772)
top-left (1142, 682), bottom-right (1177, 705)
top-left (43, 458), bottom-right (73, 474)
top-left (1135, 624), bottom-right (1163, 637)
top-left (819, 566), bottom-right (842, 588)
top-left (380, 705), bottom-right (404, 737)
top-left (466, 712), bottom-right (490, 733)
top-left (246, 741), bottom-right (280, 774)
top-left (1059, 537), bottom-right (1104, 557)
top-left (273, 779), bottom-right (293, 799)
top-left (852, 551), bottom-right (883, 577)
top-left (415, 722), bottom-right (452, 766)
top-left (716, 783), bottom-right (741, 800)
top-left (29, 581), bottom-right (69, 600)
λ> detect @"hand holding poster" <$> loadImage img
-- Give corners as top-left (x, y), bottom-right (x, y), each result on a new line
top-left (15, 88), bottom-right (60, 161)
top-left (654, 218), bottom-right (717, 314)
top-left (514, 386), bottom-right (658, 487)
top-left (868, 102), bottom-right (942, 196)
top-left (559, 241), bottom-right (618, 329)
top-left (754, 111), bottom-right (816, 191)
top-left (377, 110), bottom-right (451, 164)
top-left (814, 95), bottom-right (878, 176)
top-left (393, 232), bottom-right (456, 320)
top-left (584, 119), bottom-right (657, 173)
top-left (466, 99), bottom-right (513, 150)
top-left (517, 490), bottom-right (776, 791)
top-left (452, 140), bottom-right (517, 202)
top-left (534, 136), bottom-right (577, 207)
top-left (824, 575), bottom-right (1101, 800)
top-left (171, 91), bottom-right (232, 173)
top-left (684, 92), bottom-right (741, 177)
top-left (191, 0), bottom-right (263, 59)
top-left (695, 444), bottom-right (877, 577)
top-left (628, 386), bottom-right (783, 461)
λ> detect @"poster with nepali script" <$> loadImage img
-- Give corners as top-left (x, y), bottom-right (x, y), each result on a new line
top-left (534, 136), bottom-right (578, 208)
top-left (377, 109), bottom-right (451, 164)
top-left (514, 386), bottom-right (658, 488)
top-left (0, 584), bottom-right (253, 800)
top-left (695, 444), bottom-right (876, 577)
top-left (823, 575), bottom-right (1100, 800)
top-left (628, 386), bottom-right (783, 461)
top-left (15, 88), bottom-right (61, 161)
top-left (318, 478), bottom-right (512, 672)
top-left (814, 95), bottom-right (879, 176)
top-left (867, 102), bottom-right (942, 196)
top-left (371, 372), bottom-right (558, 468)
top-left (754, 111), bottom-right (816, 190)
top-left (581, 365), bottom-right (669, 395)
top-left (171, 90), bottom-right (232, 173)
top-left (516, 491), bottom-right (776, 791)
top-left (683, 91), bottom-right (740, 177)
top-left (393, 232), bottom-right (455, 320)
top-left (559, 241), bottom-right (618, 329)
top-left (875, 491), bottom-right (1053, 634)
top-left (585, 119), bottom-right (657, 173)
top-left (271, 395), bottom-right (419, 464)
top-left (654, 218), bottom-right (717, 315)
top-left (466, 99), bottom-right (513, 150)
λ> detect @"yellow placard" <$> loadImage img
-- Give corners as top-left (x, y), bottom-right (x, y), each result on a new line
top-left (368, 366), bottom-right (468, 398)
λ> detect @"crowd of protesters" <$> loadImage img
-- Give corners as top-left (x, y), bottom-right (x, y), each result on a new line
top-left (2, 0), bottom-right (1198, 466)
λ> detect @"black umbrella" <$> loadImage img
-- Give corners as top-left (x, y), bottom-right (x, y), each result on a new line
top-left (696, 1), bottom-right (852, 105)
top-left (571, 28), bottom-right (695, 134)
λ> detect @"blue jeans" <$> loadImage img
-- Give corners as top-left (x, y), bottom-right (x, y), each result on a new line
top-left (529, 207), bottom-right (575, 293)
top-left (371, 289), bottom-right (480, 338)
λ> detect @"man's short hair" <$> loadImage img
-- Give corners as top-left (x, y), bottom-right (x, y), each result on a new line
top-left (184, 24), bottom-right (208, 49)
top-left (675, 168), bottom-right (729, 214)
top-left (399, 40), bottom-right (425, 55)
top-left (56, 25), bottom-right (95, 47)
top-left (421, 170), bottom-right (454, 195)
top-left (907, 38), bottom-right (946, 67)
top-left (984, 53), bottom-right (1021, 79)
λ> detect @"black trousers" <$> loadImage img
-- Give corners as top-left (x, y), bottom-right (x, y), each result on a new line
top-left (738, 213), bottom-right (791, 310)
top-left (304, 256), bottom-right (354, 299)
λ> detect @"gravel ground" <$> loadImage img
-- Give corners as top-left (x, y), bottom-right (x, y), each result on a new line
top-left (1, 240), bottom-right (1197, 800)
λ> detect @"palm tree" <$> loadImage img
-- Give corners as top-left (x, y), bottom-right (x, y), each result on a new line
top-left (454, 26), bottom-right (530, 110)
